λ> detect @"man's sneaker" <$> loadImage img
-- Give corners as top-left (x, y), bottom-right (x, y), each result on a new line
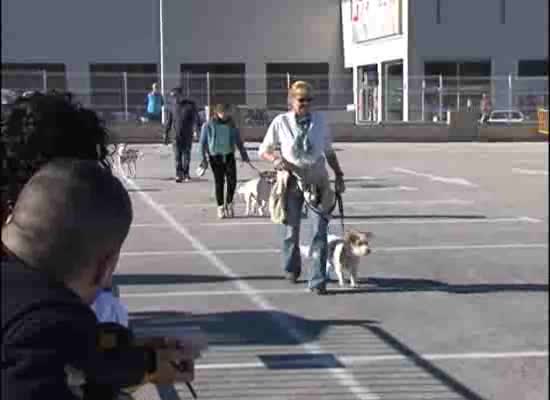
top-left (175, 176), bottom-right (183, 183)
top-left (225, 203), bottom-right (234, 218)
top-left (284, 271), bottom-right (300, 284)
top-left (217, 206), bottom-right (226, 219)
top-left (184, 175), bottom-right (191, 182)
top-left (309, 285), bottom-right (328, 295)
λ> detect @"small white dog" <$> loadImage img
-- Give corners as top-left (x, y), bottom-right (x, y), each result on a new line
top-left (114, 144), bottom-right (143, 178)
top-left (301, 230), bottom-right (372, 288)
top-left (237, 171), bottom-right (276, 216)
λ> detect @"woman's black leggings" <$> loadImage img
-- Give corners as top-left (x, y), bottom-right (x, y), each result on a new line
top-left (209, 153), bottom-right (237, 206)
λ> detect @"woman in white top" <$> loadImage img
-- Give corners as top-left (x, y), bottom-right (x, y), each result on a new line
top-left (259, 81), bottom-right (345, 295)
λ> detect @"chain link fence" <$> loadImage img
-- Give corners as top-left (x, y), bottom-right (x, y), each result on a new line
top-left (2, 70), bottom-right (547, 125)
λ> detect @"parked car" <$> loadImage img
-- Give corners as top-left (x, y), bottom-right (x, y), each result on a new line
top-left (484, 110), bottom-right (526, 124)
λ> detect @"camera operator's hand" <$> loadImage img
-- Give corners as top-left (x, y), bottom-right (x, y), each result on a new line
top-left (138, 332), bottom-right (207, 385)
top-left (146, 348), bottom-right (195, 384)
top-left (135, 333), bottom-right (207, 360)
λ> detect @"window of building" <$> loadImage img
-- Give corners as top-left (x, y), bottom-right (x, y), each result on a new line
top-left (383, 61), bottom-right (403, 121)
top-left (500, 0), bottom-right (506, 24)
top-left (517, 60), bottom-right (548, 118)
top-left (1, 63), bottom-right (66, 93)
top-left (436, 0), bottom-right (442, 24)
top-left (518, 60), bottom-right (549, 77)
top-left (266, 63), bottom-right (329, 109)
top-left (424, 61), bottom-right (491, 118)
top-left (89, 63), bottom-right (157, 119)
top-left (180, 64), bottom-right (246, 107)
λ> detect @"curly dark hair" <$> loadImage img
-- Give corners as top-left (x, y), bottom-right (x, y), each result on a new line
top-left (1, 91), bottom-right (112, 218)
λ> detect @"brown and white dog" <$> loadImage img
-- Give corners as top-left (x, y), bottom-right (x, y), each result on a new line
top-left (327, 230), bottom-right (372, 288)
top-left (114, 144), bottom-right (143, 179)
top-left (237, 171), bottom-right (276, 217)
top-left (301, 230), bottom-right (373, 288)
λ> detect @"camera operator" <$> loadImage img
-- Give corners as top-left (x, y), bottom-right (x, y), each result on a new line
top-left (1, 93), bottom-right (203, 399)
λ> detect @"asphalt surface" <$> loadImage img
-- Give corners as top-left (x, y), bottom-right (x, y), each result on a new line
top-left (117, 143), bottom-right (548, 400)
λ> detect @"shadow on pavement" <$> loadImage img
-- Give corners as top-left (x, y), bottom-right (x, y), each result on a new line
top-left (332, 214), bottom-right (487, 220)
top-left (129, 309), bottom-right (378, 347)
top-left (364, 324), bottom-right (488, 400)
top-left (358, 277), bottom-right (548, 294)
top-left (114, 274), bottom-right (286, 286)
top-left (129, 310), bottom-right (487, 399)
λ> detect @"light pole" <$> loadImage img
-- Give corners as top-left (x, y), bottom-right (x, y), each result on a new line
top-left (159, 0), bottom-right (166, 124)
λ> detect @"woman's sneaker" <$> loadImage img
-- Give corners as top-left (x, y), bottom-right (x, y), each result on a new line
top-left (217, 206), bottom-right (226, 219)
top-left (225, 203), bottom-right (234, 218)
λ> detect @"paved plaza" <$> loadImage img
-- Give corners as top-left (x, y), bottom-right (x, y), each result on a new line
top-left (118, 142), bottom-right (548, 400)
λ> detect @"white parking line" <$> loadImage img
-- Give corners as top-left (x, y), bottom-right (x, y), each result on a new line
top-left (393, 167), bottom-right (479, 187)
top-left (512, 168), bottom-right (549, 176)
top-left (198, 216), bottom-right (540, 228)
top-left (120, 243), bottom-right (548, 258)
top-left (123, 177), bottom-right (381, 400)
top-left (190, 351), bottom-right (549, 371)
top-left (346, 186), bottom-right (419, 192)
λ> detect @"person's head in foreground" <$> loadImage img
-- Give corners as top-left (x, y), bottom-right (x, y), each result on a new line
top-left (152, 83), bottom-right (159, 93)
top-left (1, 91), bottom-right (110, 219)
top-left (289, 80), bottom-right (314, 117)
top-left (2, 159), bottom-right (132, 304)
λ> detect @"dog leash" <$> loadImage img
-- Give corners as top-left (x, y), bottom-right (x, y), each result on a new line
top-left (336, 192), bottom-right (345, 233)
top-left (287, 169), bottom-right (345, 233)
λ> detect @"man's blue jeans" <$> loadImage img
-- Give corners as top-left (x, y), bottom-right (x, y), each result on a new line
top-left (280, 178), bottom-right (328, 289)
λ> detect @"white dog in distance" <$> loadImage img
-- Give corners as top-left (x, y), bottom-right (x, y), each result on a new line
top-left (237, 171), bottom-right (276, 217)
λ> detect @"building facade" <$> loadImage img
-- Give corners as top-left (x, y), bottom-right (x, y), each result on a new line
top-left (342, 0), bottom-right (549, 122)
top-left (1, 0), bottom-right (353, 117)
top-left (2, 0), bottom-right (548, 123)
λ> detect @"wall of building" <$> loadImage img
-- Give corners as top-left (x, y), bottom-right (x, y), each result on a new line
top-left (341, 0), bottom-right (407, 67)
top-left (409, 0), bottom-right (549, 109)
top-left (2, 0), bottom-right (351, 107)
top-left (341, 0), bottom-right (410, 121)
top-left (342, 0), bottom-right (548, 121)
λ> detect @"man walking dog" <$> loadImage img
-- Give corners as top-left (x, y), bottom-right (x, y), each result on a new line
top-left (259, 81), bottom-right (346, 295)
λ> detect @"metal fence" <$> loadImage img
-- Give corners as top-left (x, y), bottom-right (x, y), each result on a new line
top-left (358, 75), bottom-right (549, 123)
top-left (1, 70), bottom-right (547, 125)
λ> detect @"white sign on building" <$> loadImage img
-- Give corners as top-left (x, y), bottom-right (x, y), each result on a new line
top-left (351, 0), bottom-right (401, 43)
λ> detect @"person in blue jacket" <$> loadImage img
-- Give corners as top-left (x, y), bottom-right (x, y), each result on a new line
top-left (200, 104), bottom-right (250, 219)
top-left (143, 83), bottom-right (164, 122)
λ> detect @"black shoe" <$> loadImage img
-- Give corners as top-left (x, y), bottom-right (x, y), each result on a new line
top-left (309, 285), bottom-right (328, 295)
top-left (284, 272), bottom-right (300, 284)
top-left (175, 176), bottom-right (183, 183)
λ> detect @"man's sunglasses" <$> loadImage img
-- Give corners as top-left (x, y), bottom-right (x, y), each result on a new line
top-left (296, 97), bottom-right (313, 104)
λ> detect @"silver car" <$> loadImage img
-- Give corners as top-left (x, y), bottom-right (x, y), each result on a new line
top-left (486, 110), bottom-right (526, 124)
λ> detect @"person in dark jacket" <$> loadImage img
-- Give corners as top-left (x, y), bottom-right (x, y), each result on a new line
top-left (200, 104), bottom-right (250, 219)
top-left (1, 93), bottom-right (202, 399)
top-left (1, 160), bottom-right (194, 400)
top-left (164, 88), bottom-right (201, 182)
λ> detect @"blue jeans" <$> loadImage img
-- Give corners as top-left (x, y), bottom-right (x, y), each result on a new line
top-left (280, 178), bottom-right (328, 289)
